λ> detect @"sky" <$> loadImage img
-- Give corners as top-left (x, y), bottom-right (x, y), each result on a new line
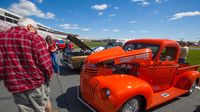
top-left (1, 0), bottom-right (200, 41)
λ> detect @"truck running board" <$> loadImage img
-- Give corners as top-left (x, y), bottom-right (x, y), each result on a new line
top-left (148, 87), bottom-right (188, 109)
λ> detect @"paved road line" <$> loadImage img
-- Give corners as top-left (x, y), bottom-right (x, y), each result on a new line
top-left (195, 86), bottom-right (200, 90)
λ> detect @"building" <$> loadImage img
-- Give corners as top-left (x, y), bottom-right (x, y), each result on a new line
top-left (0, 7), bottom-right (73, 40)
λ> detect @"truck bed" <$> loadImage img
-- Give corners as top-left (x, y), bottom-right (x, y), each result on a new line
top-left (177, 64), bottom-right (200, 74)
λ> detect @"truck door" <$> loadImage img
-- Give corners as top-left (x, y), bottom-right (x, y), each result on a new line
top-left (150, 47), bottom-right (178, 92)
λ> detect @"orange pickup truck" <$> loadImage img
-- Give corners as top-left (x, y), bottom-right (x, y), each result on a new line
top-left (78, 39), bottom-right (200, 112)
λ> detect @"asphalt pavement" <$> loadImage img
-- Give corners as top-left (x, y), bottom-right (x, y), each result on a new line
top-left (0, 52), bottom-right (200, 112)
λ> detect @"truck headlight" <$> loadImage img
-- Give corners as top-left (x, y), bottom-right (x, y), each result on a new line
top-left (100, 88), bottom-right (110, 100)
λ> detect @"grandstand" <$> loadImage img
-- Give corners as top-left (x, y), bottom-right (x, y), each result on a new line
top-left (0, 7), bottom-right (71, 40)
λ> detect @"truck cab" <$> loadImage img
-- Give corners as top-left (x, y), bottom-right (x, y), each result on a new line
top-left (124, 39), bottom-right (180, 92)
top-left (78, 39), bottom-right (200, 112)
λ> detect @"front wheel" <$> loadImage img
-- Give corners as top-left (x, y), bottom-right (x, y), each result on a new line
top-left (185, 80), bottom-right (197, 96)
top-left (119, 96), bottom-right (142, 112)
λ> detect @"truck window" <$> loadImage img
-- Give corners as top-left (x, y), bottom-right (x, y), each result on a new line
top-left (123, 43), bottom-right (159, 58)
top-left (160, 47), bottom-right (177, 61)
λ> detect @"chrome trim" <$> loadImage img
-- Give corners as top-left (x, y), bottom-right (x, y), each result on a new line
top-left (195, 86), bottom-right (200, 90)
top-left (77, 86), bottom-right (97, 112)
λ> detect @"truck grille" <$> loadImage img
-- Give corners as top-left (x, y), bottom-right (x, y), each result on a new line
top-left (81, 77), bottom-right (99, 100)
top-left (82, 67), bottom-right (98, 76)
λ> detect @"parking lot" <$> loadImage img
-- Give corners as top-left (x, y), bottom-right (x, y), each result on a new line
top-left (0, 53), bottom-right (200, 112)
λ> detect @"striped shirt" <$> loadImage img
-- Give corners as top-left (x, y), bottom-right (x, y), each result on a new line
top-left (0, 27), bottom-right (53, 93)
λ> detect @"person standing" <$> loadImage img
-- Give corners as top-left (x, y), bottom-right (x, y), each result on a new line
top-left (0, 18), bottom-right (53, 112)
top-left (179, 41), bottom-right (189, 63)
top-left (46, 35), bottom-right (60, 74)
top-left (68, 41), bottom-right (74, 52)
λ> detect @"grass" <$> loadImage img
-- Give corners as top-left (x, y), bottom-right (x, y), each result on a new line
top-left (186, 50), bottom-right (200, 65)
top-left (73, 41), bottom-right (106, 49)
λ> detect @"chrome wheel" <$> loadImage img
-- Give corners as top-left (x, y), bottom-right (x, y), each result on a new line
top-left (120, 97), bottom-right (141, 112)
top-left (189, 81), bottom-right (197, 93)
top-left (185, 80), bottom-right (197, 96)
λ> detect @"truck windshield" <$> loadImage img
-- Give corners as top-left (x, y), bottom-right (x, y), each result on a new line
top-left (123, 43), bottom-right (160, 58)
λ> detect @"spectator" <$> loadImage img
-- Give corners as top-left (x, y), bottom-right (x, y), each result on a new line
top-left (65, 41), bottom-right (69, 52)
top-left (0, 18), bottom-right (53, 112)
top-left (46, 35), bottom-right (60, 74)
top-left (179, 41), bottom-right (189, 63)
top-left (68, 41), bottom-right (74, 52)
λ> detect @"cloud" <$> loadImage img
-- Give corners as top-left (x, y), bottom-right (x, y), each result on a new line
top-left (114, 6), bottom-right (119, 10)
top-left (112, 29), bottom-right (119, 32)
top-left (155, 0), bottom-right (167, 3)
top-left (59, 24), bottom-right (79, 30)
top-left (91, 4), bottom-right (108, 10)
top-left (108, 14), bottom-right (116, 17)
top-left (132, 0), bottom-right (150, 7)
top-left (46, 12), bottom-right (55, 19)
top-left (129, 20), bottom-right (136, 24)
top-left (8, 0), bottom-right (55, 19)
top-left (138, 2), bottom-right (150, 6)
top-left (37, 0), bottom-right (43, 3)
top-left (170, 11), bottom-right (200, 20)
top-left (102, 29), bottom-right (109, 32)
top-left (98, 12), bottom-right (103, 16)
top-left (132, 0), bottom-right (145, 2)
top-left (155, 0), bottom-right (161, 3)
top-left (81, 28), bottom-right (90, 31)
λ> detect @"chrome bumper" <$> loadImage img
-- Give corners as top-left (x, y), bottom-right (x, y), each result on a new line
top-left (76, 86), bottom-right (97, 112)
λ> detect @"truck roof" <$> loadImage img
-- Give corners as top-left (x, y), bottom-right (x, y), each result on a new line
top-left (126, 38), bottom-right (178, 46)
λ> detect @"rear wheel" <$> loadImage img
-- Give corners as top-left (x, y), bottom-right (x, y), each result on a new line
top-left (119, 96), bottom-right (142, 112)
top-left (185, 80), bottom-right (197, 96)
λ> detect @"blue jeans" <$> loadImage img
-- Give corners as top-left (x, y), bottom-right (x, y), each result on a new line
top-left (50, 52), bottom-right (60, 73)
top-left (178, 58), bottom-right (186, 64)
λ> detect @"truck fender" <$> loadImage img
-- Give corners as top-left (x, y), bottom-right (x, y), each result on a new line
top-left (173, 71), bottom-right (200, 90)
top-left (115, 82), bottom-right (153, 111)
top-left (97, 75), bottom-right (154, 111)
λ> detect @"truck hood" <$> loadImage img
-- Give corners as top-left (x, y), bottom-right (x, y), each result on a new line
top-left (86, 46), bottom-right (152, 64)
top-left (67, 35), bottom-right (93, 51)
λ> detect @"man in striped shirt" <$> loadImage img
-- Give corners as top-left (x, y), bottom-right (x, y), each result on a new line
top-left (0, 18), bottom-right (53, 112)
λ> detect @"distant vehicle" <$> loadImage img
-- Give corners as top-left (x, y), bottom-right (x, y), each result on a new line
top-left (54, 39), bottom-right (66, 52)
top-left (92, 46), bottom-right (106, 52)
top-left (78, 38), bottom-right (200, 112)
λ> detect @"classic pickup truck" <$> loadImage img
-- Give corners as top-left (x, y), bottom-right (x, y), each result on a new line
top-left (78, 39), bottom-right (200, 112)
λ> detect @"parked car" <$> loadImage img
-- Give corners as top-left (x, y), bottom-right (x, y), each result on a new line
top-left (55, 39), bottom-right (66, 52)
top-left (61, 35), bottom-right (91, 69)
top-left (78, 38), bottom-right (200, 112)
top-left (61, 35), bottom-right (121, 69)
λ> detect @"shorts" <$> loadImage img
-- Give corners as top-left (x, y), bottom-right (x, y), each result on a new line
top-left (13, 84), bottom-right (50, 112)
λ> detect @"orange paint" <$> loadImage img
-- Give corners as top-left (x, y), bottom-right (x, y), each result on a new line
top-left (79, 39), bottom-right (200, 112)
